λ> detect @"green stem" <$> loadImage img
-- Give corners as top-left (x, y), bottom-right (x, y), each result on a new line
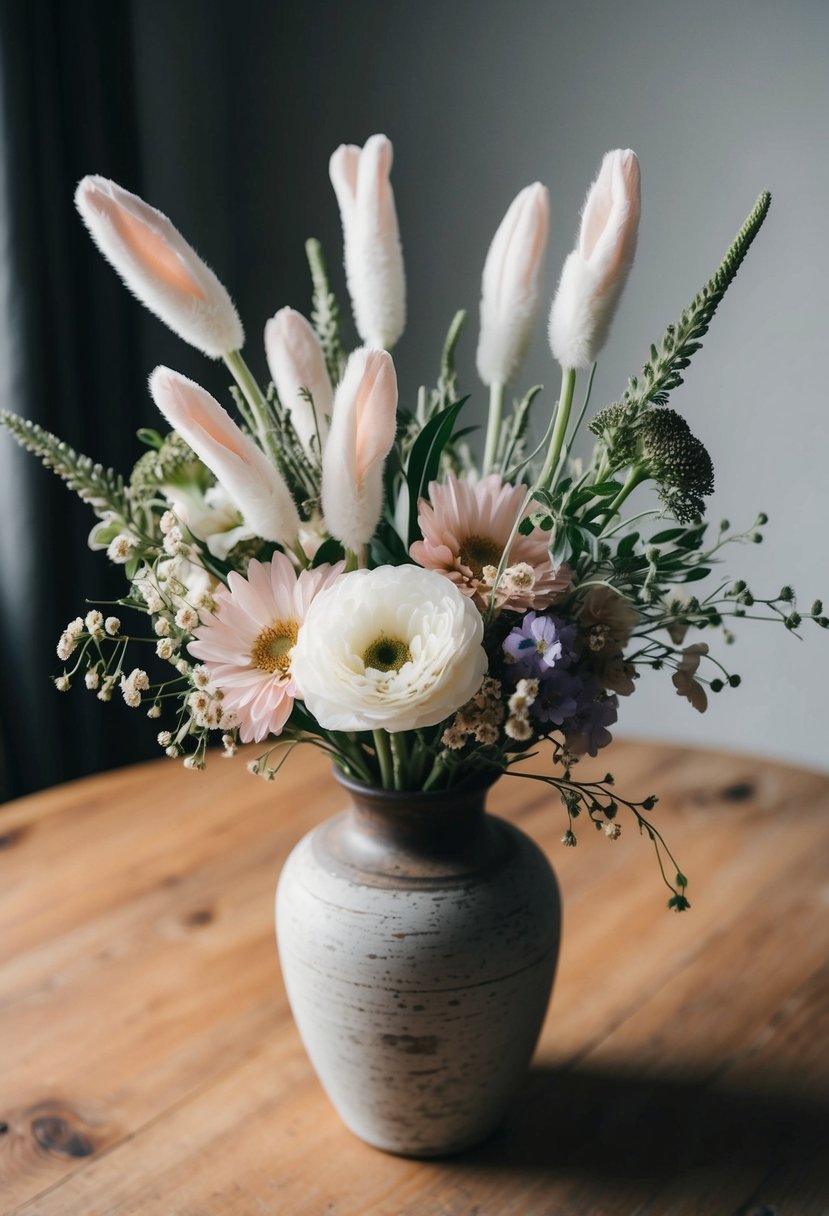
top-left (389, 733), bottom-right (410, 790)
top-left (482, 381), bottom-right (505, 474)
top-left (606, 465), bottom-right (649, 518)
top-left (223, 350), bottom-right (273, 449)
top-left (372, 729), bottom-right (394, 789)
top-left (537, 366), bottom-right (576, 489)
top-left (422, 753), bottom-right (447, 792)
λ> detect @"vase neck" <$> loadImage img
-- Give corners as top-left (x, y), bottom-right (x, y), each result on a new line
top-left (316, 771), bottom-right (506, 887)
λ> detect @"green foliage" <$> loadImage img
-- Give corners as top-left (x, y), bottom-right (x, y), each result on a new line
top-left (0, 410), bottom-right (131, 520)
top-left (129, 431), bottom-right (214, 498)
top-left (405, 397), bottom-right (467, 544)
top-left (305, 238), bottom-right (346, 384)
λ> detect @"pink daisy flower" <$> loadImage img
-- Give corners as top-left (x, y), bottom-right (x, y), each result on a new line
top-left (188, 555), bottom-right (344, 743)
top-left (410, 472), bottom-right (571, 612)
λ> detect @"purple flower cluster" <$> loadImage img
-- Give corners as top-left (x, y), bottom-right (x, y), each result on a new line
top-left (503, 611), bottom-right (618, 757)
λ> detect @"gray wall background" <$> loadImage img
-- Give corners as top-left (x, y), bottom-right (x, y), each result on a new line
top-left (349, 0), bottom-right (829, 772)
top-left (1, 0), bottom-right (827, 788)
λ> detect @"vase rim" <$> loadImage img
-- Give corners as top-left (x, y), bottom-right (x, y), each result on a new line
top-left (332, 763), bottom-right (501, 804)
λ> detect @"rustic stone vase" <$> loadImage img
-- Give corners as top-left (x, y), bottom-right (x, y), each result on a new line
top-left (275, 769), bottom-right (561, 1157)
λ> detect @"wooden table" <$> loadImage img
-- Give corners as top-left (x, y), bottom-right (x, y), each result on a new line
top-left (1, 741), bottom-right (828, 1215)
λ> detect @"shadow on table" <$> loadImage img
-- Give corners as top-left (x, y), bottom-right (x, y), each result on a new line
top-left (457, 1063), bottom-right (828, 1190)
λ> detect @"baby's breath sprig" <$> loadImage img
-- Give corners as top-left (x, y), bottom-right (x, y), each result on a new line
top-left (507, 761), bottom-right (690, 910)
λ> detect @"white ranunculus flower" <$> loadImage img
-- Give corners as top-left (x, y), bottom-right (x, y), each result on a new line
top-left (292, 565), bottom-right (487, 732)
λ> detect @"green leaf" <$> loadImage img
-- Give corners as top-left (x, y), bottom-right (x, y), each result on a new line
top-left (649, 527), bottom-right (686, 544)
top-left (311, 537), bottom-right (345, 568)
top-left (370, 526), bottom-right (409, 566)
top-left (683, 566), bottom-right (711, 582)
top-left (588, 481), bottom-right (624, 497)
top-left (136, 428), bottom-right (164, 450)
top-left (405, 398), bottom-right (467, 543)
top-left (617, 533), bottom-right (640, 558)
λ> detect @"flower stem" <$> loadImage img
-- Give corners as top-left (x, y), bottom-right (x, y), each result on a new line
top-left (422, 753), bottom-right (447, 791)
top-left (606, 464), bottom-right (648, 518)
top-left (372, 728), bottom-right (395, 789)
top-left (537, 366), bottom-right (576, 489)
top-left (482, 381), bottom-right (505, 474)
top-left (223, 350), bottom-right (273, 449)
top-left (389, 732), bottom-right (410, 789)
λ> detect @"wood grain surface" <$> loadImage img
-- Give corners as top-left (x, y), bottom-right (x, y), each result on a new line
top-left (1, 741), bottom-right (827, 1215)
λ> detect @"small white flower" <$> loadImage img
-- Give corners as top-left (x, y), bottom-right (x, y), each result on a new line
top-left (163, 526), bottom-right (184, 556)
top-left (165, 744), bottom-right (180, 757)
top-left (128, 668), bottom-right (150, 691)
top-left (175, 658), bottom-right (191, 674)
top-left (84, 610), bottom-right (104, 634)
top-left (97, 676), bottom-right (116, 702)
top-left (221, 733), bottom-right (237, 757)
top-left (292, 565), bottom-right (487, 732)
top-left (85, 669), bottom-right (100, 690)
top-left (54, 674), bottom-right (71, 692)
top-left (57, 632), bottom-right (77, 661)
top-left (156, 638), bottom-right (174, 660)
top-left (158, 730), bottom-right (173, 747)
top-left (192, 665), bottom-right (211, 689)
top-left (147, 704), bottom-right (161, 719)
top-left (66, 617), bottom-right (84, 638)
top-left (183, 754), bottom-right (204, 770)
top-left (505, 715), bottom-right (532, 741)
top-left (189, 689), bottom-right (211, 715)
top-left (154, 617), bottom-right (171, 637)
top-left (604, 822), bottom-right (622, 840)
top-left (159, 510), bottom-right (177, 535)
top-left (503, 563), bottom-right (536, 592)
top-left (105, 616), bottom-right (121, 636)
top-left (107, 534), bottom-right (134, 564)
top-left (175, 605), bottom-right (199, 631)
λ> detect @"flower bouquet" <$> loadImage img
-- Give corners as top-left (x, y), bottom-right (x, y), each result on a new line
top-left (3, 134), bottom-right (820, 903)
top-left (3, 133), bottom-right (825, 1154)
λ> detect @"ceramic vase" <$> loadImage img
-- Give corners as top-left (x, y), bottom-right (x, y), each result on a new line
top-left (275, 770), bottom-right (561, 1157)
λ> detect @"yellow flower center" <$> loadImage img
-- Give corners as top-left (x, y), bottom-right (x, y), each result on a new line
top-left (251, 619), bottom-right (299, 675)
top-left (362, 635), bottom-right (412, 673)
top-left (459, 534), bottom-right (502, 580)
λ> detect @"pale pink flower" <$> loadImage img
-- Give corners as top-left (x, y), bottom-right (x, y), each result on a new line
top-left (188, 555), bottom-right (344, 743)
top-left (410, 472), bottom-right (572, 612)
top-left (75, 176), bottom-right (243, 357)
top-left (672, 642), bottom-right (709, 713)
top-left (476, 183), bottom-right (550, 387)
top-left (321, 348), bottom-right (398, 553)
top-left (549, 149), bottom-right (641, 369)
top-left (149, 367), bottom-right (301, 549)
top-left (264, 307), bottom-right (333, 456)
top-left (329, 134), bottom-right (406, 349)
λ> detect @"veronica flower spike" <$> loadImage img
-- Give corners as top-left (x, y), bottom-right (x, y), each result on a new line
top-left (477, 183), bottom-right (550, 473)
top-left (149, 367), bottom-right (301, 554)
top-left (265, 308), bottom-right (334, 458)
top-left (321, 348), bottom-right (398, 561)
top-left (329, 134), bottom-right (406, 351)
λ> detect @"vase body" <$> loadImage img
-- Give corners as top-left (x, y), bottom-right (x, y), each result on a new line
top-left (275, 772), bottom-right (561, 1157)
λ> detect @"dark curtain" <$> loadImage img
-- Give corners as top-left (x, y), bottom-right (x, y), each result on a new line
top-left (0, 0), bottom-right (382, 800)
